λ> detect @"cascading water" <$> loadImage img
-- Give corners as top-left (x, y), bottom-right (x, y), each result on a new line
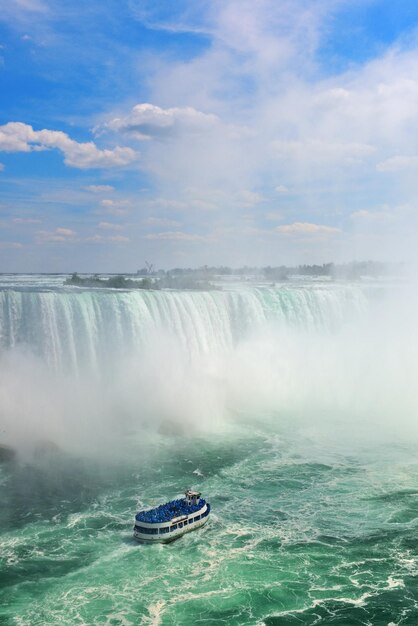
top-left (2, 276), bottom-right (418, 626)
top-left (0, 281), bottom-right (371, 450)
top-left (0, 282), bottom-right (367, 371)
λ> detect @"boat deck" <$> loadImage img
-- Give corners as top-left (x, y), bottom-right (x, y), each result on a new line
top-left (135, 498), bottom-right (207, 524)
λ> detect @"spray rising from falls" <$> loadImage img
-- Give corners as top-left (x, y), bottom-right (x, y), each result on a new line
top-left (0, 280), bottom-right (414, 453)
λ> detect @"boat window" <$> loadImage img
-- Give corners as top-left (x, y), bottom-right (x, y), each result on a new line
top-left (160, 527), bottom-right (169, 534)
top-left (178, 522), bottom-right (183, 528)
top-left (171, 524), bottom-right (178, 531)
top-left (136, 525), bottom-right (159, 535)
top-left (194, 515), bottom-right (200, 522)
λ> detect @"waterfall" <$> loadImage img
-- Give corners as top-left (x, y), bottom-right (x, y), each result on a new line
top-left (6, 280), bottom-right (406, 452)
top-left (0, 284), bottom-right (368, 373)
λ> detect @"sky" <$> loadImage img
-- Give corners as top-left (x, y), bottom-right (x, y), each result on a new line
top-left (1, 0), bottom-right (418, 271)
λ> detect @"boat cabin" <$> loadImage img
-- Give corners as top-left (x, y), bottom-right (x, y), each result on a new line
top-left (185, 489), bottom-right (201, 506)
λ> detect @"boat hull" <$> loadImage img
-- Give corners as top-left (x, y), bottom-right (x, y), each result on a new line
top-left (134, 514), bottom-right (209, 543)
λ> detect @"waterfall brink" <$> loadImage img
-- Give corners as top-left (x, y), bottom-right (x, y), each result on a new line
top-left (0, 285), bottom-right (367, 373)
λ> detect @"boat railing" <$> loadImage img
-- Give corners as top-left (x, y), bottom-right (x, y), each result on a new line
top-left (135, 503), bottom-right (210, 535)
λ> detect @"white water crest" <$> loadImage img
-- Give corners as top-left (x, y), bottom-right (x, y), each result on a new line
top-left (0, 278), bottom-right (416, 454)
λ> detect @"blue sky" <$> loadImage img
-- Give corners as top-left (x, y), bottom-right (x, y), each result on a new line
top-left (1, 0), bottom-right (418, 271)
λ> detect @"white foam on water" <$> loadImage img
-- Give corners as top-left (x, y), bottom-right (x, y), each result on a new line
top-left (142, 600), bottom-right (166, 626)
top-left (387, 576), bottom-right (405, 589)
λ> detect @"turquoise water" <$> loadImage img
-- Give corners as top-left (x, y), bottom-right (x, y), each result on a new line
top-left (2, 427), bottom-right (418, 625)
top-left (1, 278), bottom-right (418, 625)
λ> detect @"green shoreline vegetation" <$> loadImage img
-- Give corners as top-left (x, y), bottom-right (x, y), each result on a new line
top-left (64, 272), bottom-right (216, 290)
top-left (65, 261), bottom-right (404, 291)
top-left (65, 273), bottom-right (156, 290)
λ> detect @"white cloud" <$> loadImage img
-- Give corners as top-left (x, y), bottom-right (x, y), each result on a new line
top-left (120, 1), bottom-right (418, 228)
top-left (276, 222), bottom-right (340, 235)
top-left (86, 235), bottom-right (105, 243)
top-left (85, 184), bottom-right (115, 193)
top-left (99, 103), bottom-right (219, 140)
top-left (265, 211), bottom-right (284, 221)
top-left (0, 241), bottom-right (23, 249)
top-left (145, 231), bottom-right (202, 241)
top-left (134, 0), bottom-right (331, 69)
top-left (36, 227), bottom-right (76, 243)
top-left (13, 217), bottom-right (42, 224)
top-left (98, 221), bottom-right (123, 231)
top-left (99, 199), bottom-right (131, 215)
top-left (350, 210), bottom-right (375, 220)
top-left (6, 0), bottom-right (418, 266)
top-left (0, 163), bottom-right (4, 172)
top-left (0, 0), bottom-right (48, 21)
top-left (14, 0), bottom-right (47, 11)
top-left (147, 198), bottom-right (189, 210)
top-left (55, 227), bottom-right (75, 236)
top-left (0, 122), bottom-right (137, 169)
top-left (235, 190), bottom-right (265, 206)
top-left (350, 208), bottom-right (395, 222)
top-left (108, 235), bottom-right (129, 242)
top-left (0, 122), bottom-right (34, 151)
top-left (376, 155), bottom-right (418, 172)
top-left (272, 140), bottom-right (375, 165)
top-left (87, 234), bottom-right (129, 243)
top-left (144, 217), bottom-right (181, 228)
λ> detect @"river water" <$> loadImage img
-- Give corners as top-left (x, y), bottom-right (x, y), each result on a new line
top-left (1, 276), bottom-right (418, 625)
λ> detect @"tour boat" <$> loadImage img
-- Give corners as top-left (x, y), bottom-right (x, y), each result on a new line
top-left (133, 490), bottom-right (210, 543)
